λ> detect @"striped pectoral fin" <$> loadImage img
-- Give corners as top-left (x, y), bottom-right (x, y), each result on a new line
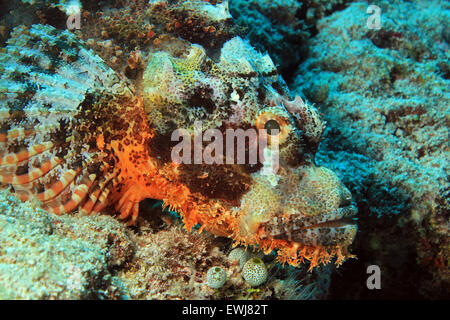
top-left (43, 173), bottom-right (97, 215)
top-left (13, 162), bottom-right (115, 217)
top-left (15, 168), bottom-right (79, 204)
top-left (89, 173), bottom-right (125, 214)
top-left (11, 182), bottom-right (36, 201)
top-left (79, 187), bottom-right (102, 214)
top-left (0, 158), bottom-right (62, 185)
top-left (0, 142), bottom-right (54, 167)
top-left (0, 129), bottom-right (30, 145)
top-left (31, 168), bottom-right (81, 202)
top-left (0, 127), bottom-right (40, 145)
top-left (91, 183), bottom-right (115, 214)
top-left (0, 126), bottom-right (61, 153)
top-left (80, 171), bottom-right (117, 214)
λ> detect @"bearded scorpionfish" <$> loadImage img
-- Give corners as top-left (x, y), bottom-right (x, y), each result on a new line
top-left (0, 1), bottom-right (357, 269)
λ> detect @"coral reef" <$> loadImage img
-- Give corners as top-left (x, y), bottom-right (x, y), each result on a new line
top-left (228, 0), bottom-right (307, 78)
top-left (0, 188), bottom-right (132, 299)
top-left (109, 204), bottom-right (333, 300)
top-left (293, 0), bottom-right (449, 298)
top-left (228, 0), bottom-right (355, 80)
top-left (118, 220), bottom-right (234, 299)
top-left (0, 187), bottom-right (333, 300)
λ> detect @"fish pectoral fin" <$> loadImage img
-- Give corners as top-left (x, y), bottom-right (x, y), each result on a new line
top-left (114, 184), bottom-right (149, 225)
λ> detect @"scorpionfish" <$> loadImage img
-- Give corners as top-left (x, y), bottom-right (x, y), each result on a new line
top-left (0, 2), bottom-right (357, 270)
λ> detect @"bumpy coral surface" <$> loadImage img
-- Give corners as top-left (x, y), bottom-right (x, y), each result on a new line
top-left (117, 209), bottom-right (333, 300)
top-left (206, 266), bottom-right (228, 289)
top-left (118, 221), bottom-right (233, 299)
top-left (228, 0), bottom-right (355, 80)
top-left (242, 257), bottom-right (268, 287)
top-left (293, 0), bottom-right (449, 298)
top-left (229, 0), bottom-right (306, 78)
top-left (0, 188), bottom-right (132, 299)
top-left (0, 0), bottom-right (359, 273)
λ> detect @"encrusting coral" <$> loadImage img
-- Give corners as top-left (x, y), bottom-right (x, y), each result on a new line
top-left (0, 0), bottom-right (357, 276)
top-left (0, 188), bottom-right (132, 299)
top-left (293, 0), bottom-right (449, 298)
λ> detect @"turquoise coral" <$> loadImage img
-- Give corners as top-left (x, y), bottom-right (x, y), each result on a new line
top-left (206, 266), bottom-right (228, 289)
top-left (293, 0), bottom-right (449, 298)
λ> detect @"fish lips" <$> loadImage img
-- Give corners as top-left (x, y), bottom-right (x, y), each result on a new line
top-left (264, 204), bottom-right (358, 247)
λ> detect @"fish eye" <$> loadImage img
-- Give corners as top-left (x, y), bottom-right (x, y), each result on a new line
top-left (264, 119), bottom-right (280, 136)
top-left (255, 107), bottom-right (295, 144)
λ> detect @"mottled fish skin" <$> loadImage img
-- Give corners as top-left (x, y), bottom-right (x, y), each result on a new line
top-left (0, 23), bottom-right (357, 270)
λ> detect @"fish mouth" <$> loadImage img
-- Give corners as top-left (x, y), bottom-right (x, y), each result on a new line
top-left (300, 216), bottom-right (357, 230)
top-left (263, 205), bottom-right (358, 246)
top-left (300, 205), bottom-right (358, 230)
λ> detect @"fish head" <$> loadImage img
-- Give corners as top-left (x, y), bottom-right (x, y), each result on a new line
top-left (140, 36), bottom-right (357, 264)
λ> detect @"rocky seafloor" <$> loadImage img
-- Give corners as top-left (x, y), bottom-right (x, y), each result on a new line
top-left (292, 0), bottom-right (449, 298)
top-left (0, 0), bottom-right (448, 299)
